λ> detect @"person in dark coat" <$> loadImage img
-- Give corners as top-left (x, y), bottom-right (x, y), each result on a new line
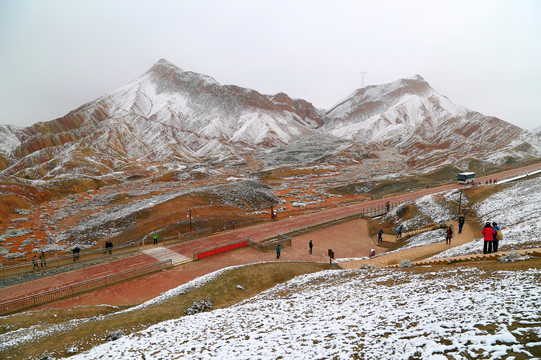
top-left (106, 241), bottom-right (113, 254)
top-left (308, 240), bottom-right (313, 254)
top-left (378, 229), bottom-right (383, 243)
top-left (276, 245), bottom-right (281, 259)
top-left (481, 223), bottom-right (495, 254)
top-left (458, 215), bottom-right (465, 234)
top-left (73, 246), bottom-right (80, 261)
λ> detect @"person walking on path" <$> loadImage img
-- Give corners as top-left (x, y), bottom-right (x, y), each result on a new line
top-left (492, 222), bottom-right (502, 252)
top-left (378, 229), bottom-right (383, 243)
top-left (32, 255), bottom-right (39, 270)
top-left (106, 241), bottom-right (113, 254)
top-left (308, 240), bottom-right (313, 254)
top-left (458, 215), bottom-right (465, 234)
top-left (482, 222), bottom-right (496, 254)
top-left (153, 234), bottom-right (158, 245)
top-left (40, 251), bottom-right (47, 268)
top-left (73, 246), bottom-right (80, 261)
top-left (396, 225), bottom-right (403, 239)
top-left (276, 244), bottom-right (281, 259)
top-left (445, 226), bottom-right (453, 245)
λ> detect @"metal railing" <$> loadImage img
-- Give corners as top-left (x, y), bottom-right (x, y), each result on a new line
top-left (0, 259), bottom-right (172, 316)
top-left (0, 240), bottom-right (141, 280)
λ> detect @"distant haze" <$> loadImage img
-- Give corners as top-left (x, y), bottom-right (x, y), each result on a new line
top-left (0, 0), bottom-right (540, 130)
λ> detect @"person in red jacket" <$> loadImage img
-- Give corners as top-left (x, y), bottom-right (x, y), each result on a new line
top-left (481, 222), bottom-right (496, 254)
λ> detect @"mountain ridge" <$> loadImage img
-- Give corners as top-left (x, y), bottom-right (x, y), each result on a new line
top-left (0, 58), bottom-right (537, 183)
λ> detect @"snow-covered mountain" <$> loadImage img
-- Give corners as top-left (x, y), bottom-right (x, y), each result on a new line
top-left (323, 75), bottom-right (527, 167)
top-left (324, 75), bottom-right (468, 141)
top-left (0, 59), bottom-right (537, 183)
top-left (1, 59), bottom-right (324, 180)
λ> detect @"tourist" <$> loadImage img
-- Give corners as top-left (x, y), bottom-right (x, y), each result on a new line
top-left (492, 222), bottom-right (502, 252)
top-left (458, 215), bottom-right (465, 234)
top-left (32, 255), bottom-right (39, 270)
top-left (481, 223), bottom-right (495, 254)
top-left (308, 240), bottom-right (313, 254)
top-left (446, 226), bottom-right (453, 245)
top-left (73, 246), bottom-right (80, 261)
top-left (40, 250), bottom-right (47, 267)
top-left (378, 229), bottom-right (383, 243)
top-left (276, 244), bottom-right (281, 259)
top-left (106, 241), bottom-right (113, 254)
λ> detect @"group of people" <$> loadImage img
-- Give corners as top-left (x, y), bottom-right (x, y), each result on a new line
top-left (276, 239), bottom-right (314, 259)
top-left (482, 222), bottom-right (503, 254)
top-left (32, 251), bottom-right (47, 270)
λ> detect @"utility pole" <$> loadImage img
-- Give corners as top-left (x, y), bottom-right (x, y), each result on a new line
top-left (458, 190), bottom-right (462, 216)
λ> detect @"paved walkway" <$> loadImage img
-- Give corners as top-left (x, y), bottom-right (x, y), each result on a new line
top-left (2, 162), bottom-right (541, 310)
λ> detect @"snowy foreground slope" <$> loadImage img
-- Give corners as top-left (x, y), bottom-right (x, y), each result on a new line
top-left (68, 177), bottom-right (541, 360)
top-left (70, 267), bottom-right (541, 360)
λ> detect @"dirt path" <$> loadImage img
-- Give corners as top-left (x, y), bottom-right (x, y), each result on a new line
top-left (338, 221), bottom-right (476, 268)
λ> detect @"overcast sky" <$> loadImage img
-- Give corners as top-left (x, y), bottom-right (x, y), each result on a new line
top-left (1, 0), bottom-right (540, 130)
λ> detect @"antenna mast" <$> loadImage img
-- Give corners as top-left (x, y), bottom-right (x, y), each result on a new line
top-left (359, 71), bottom-right (367, 88)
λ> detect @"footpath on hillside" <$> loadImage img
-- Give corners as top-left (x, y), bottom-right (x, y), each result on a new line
top-left (339, 220), bottom-right (475, 269)
top-left (18, 219), bottom-right (481, 310)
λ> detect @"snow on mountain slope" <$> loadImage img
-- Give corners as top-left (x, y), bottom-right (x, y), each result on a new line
top-left (1, 60), bottom-right (324, 180)
top-left (0, 125), bottom-right (21, 164)
top-left (323, 75), bottom-right (529, 168)
top-left (98, 58), bottom-right (321, 146)
top-left (324, 75), bottom-right (469, 139)
top-left (0, 60), bottom-right (536, 183)
top-left (326, 76), bottom-right (459, 140)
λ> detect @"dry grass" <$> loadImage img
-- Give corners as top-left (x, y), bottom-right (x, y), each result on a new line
top-left (258, 168), bottom-right (338, 181)
top-left (464, 183), bottom-right (510, 205)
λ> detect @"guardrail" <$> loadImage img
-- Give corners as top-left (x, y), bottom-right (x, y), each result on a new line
top-left (142, 227), bottom-right (213, 247)
top-left (0, 241), bottom-right (141, 280)
top-left (0, 259), bottom-right (172, 316)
